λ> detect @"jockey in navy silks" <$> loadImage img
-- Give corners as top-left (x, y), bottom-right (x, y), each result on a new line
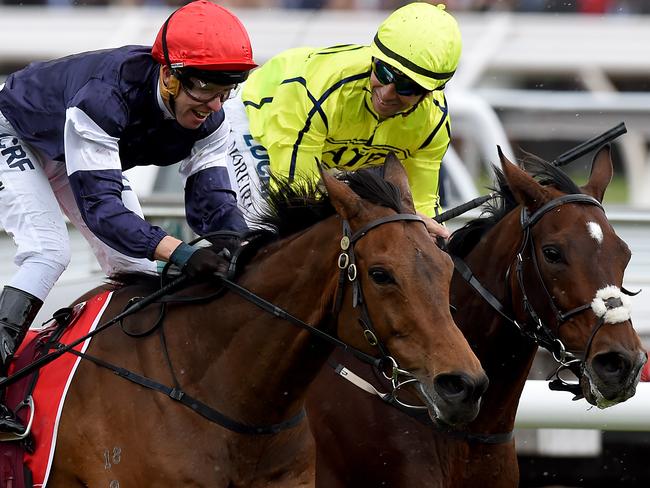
top-left (0, 0), bottom-right (255, 433)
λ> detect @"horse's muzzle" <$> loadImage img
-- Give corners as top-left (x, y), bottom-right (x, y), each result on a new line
top-left (582, 349), bottom-right (647, 408)
top-left (418, 371), bottom-right (489, 426)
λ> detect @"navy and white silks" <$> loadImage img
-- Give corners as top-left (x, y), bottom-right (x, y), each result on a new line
top-left (0, 46), bottom-right (245, 300)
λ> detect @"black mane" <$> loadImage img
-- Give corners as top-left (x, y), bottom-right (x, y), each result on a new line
top-left (111, 168), bottom-right (403, 287)
top-left (447, 156), bottom-right (582, 258)
top-left (252, 168), bottom-right (403, 237)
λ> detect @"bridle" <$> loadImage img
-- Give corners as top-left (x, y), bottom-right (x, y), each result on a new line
top-left (189, 212), bottom-right (433, 429)
top-left (331, 213), bottom-right (430, 410)
top-left (515, 195), bottom-right (604, 361)
top-left (454, 193), bottom-right (632, 398)
top-left (0, 213), bottom-right (431, 437)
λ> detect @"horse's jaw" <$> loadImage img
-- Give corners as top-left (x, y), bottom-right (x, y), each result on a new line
top-left (581, 350), bottom-right (646, 409)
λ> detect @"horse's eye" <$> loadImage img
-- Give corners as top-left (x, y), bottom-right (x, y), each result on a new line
top-left (369, 267), bottom-right (395, 285)
top-left (542, 246), bottom-right (563, 264)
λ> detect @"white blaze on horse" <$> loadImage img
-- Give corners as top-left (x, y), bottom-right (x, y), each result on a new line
top-left (307, 145), bottom-right (647, 488)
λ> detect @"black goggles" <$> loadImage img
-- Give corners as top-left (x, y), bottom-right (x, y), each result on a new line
top-left (372, 59), bottom-right (429, 97)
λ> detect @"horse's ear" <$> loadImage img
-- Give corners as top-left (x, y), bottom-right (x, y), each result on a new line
top-left (580, 144), bottom-right (613, 203)
top-left (498, 146), bottom-right (550, 212)
top-left (320, 167), bottom-right (363, 221)
top-left (383, 153), bottom-right (416, 213)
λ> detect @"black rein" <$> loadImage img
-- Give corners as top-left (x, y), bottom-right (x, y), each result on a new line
top-left (3, 213), bottom-right (428, 437)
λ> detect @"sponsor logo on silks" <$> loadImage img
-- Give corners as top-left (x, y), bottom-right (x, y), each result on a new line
top-left (0, 136), bottom-right (34, 171)
top-left (322, 141), bottom-right (408, 169)
top-left (228, 141), bottom-right (254, 212)
top-left (243, 134), bottom-right (270, 198)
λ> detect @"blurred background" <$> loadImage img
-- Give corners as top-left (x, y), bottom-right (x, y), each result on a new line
top-left (1, 1), bottom-right (650, 486)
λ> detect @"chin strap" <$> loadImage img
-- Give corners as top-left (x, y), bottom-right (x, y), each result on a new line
top-left (158, 66), bottom-right (179, 117)
top-left (159, 66), bottom-right (180, 101)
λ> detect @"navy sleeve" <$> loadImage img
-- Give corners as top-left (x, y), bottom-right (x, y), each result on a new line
top-left (69, 168), bottom-right (167, 259)
top-left (185, 167), bottom-right (248, 235)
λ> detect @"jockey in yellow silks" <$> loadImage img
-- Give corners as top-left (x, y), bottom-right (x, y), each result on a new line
top-left (224, 2), bottom-right (461, 235)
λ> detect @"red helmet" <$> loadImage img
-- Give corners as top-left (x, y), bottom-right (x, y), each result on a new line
top-left (152, 0), bottom-right (257, 84)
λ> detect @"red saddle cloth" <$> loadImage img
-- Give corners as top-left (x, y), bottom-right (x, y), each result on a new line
top-left (0, 290), bottom-right (113, 488)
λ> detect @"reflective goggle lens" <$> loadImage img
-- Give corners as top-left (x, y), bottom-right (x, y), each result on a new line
top-left (180, 77), bottom-right (237, 103)
top-left (372, 59), bottom-right (428, 96)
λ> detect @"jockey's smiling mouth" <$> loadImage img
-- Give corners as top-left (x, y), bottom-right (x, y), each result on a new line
top-left (369, 70), bottom-right (425, 119)
top-left (369, 59), bottom-right (429, 118)
top-left (159, 66), bottom-right (239, 130)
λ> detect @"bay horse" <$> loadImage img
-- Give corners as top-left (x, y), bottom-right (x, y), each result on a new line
top-left (307, 145), bottom-right (647, 488)
top-left (39, 157), bottom-right (486, 487)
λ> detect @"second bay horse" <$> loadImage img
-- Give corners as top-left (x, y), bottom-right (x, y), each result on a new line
top-left (307, 145), bottom-right (647, 488)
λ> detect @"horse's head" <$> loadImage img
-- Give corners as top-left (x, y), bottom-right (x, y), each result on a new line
top-left (321, 155), bottom-right (488, 425)
top-left (499, 145), bottom-right (647, 408)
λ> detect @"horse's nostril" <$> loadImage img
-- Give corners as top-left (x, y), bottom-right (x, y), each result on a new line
top-left (435, 374), bottom-right (465, 397)
top-left (434, 373), bottom-right (488, 404)
top-left (592, 351), bottom-right (632, 379)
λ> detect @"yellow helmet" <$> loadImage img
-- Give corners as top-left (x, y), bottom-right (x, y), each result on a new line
top-left (370, 2), bottom-right (462, 91)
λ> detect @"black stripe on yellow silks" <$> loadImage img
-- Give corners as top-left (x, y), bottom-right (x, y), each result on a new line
top-left (419, 97), bottom-right (449, 150)
top-left (286, 71), bottom-right (371, 181)
top-left (243, 97), bottom-right (274, 110)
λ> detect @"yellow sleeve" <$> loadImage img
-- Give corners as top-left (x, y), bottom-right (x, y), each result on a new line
top-left (403, 121), bottom-right (450, 217)
top-left (262, 80), bottom-right (329, 185)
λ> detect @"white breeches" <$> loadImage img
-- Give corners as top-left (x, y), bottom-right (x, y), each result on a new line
top-left (0, 109), bottom-right (155, 301)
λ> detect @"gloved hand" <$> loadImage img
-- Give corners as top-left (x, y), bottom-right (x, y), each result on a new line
top-left (207, 235), bottom-right (242, 258)
top-left (184, 247), bottom-right (231, 279)
top-left (169, 243), bottom-right (231, 279)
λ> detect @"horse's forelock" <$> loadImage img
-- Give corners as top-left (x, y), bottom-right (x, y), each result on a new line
top-left (346, 169), bottom-right (403, 213)
top-left (252, 169), bottom-right (403, 238)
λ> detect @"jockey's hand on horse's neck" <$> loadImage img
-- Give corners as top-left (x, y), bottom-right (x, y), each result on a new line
top-left (417, 212), bottom-right (450, 240)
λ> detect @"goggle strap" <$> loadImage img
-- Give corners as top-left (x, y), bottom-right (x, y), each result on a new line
top-left (373, 34), bottom-right (455, 81)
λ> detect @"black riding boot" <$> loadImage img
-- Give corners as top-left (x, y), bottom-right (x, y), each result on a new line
top-left (0, 286), bottom-right (43, 434)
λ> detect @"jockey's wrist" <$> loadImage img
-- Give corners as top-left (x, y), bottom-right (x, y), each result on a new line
top-left (154, 235), bottom-right (185, 262)
top-left (168, 242), bottom-right (198, 269)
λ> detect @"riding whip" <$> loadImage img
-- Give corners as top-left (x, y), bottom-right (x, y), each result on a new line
top-left (434, 122), bottom-right (628, 223)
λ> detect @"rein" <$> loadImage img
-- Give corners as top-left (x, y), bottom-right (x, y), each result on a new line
top-left (1, 214), bottom-right (428, 437)
top-left (325, 215), bottom-right (516, 444)
top-left (329, 361), bottom-right (514, 445)
top-left (0, 275), bottom-right (189, 391)
top-left (65, 345), bottom-right (306, 436)
top-left (210, 214), bottom-right (427, 380)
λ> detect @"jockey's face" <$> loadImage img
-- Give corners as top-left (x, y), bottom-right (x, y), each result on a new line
top-left (173, 87), bottom-right (233, 129)
top-left (161, 67), bottom-right (234, 129)
top-left (370, 69), bottom-right (425, 118)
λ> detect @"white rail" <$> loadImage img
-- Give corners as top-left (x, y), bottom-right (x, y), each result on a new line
top-left (516, 380), bottom-right (650, 432)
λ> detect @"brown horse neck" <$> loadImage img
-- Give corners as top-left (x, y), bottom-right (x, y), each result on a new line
top-left (452, 209), bottom-right (538, 434)
top-left (172, 217), bottom-right (344, 426)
